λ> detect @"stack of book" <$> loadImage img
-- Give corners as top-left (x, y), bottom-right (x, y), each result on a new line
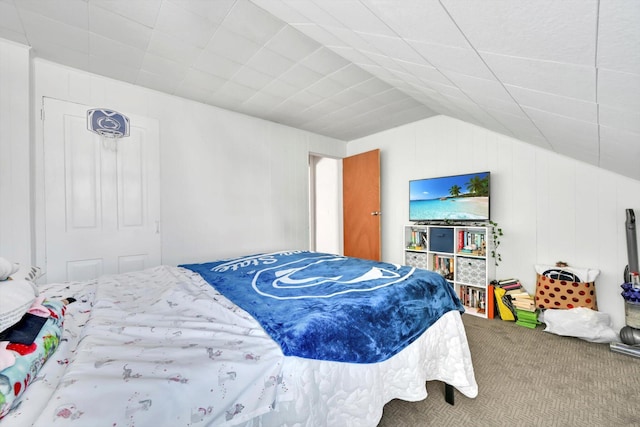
top-left (491, 279), bottom-right (524, 321)
top-left (510, 290), bottom-right (539, 328)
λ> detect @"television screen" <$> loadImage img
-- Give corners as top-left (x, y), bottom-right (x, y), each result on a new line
top-left (409, 172), bottom-right (490, 222)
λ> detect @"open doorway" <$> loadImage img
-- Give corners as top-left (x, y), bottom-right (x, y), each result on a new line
top-left (309, 154), bottom-right (341, 255)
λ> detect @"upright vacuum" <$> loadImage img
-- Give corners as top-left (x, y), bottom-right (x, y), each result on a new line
top-left (610, 209), bottom-right (640, 357)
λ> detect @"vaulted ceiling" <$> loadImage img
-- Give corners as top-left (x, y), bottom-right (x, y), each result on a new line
top-left (1, 0), bottom-right (639, 179)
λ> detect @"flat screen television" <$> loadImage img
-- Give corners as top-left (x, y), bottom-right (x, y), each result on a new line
top-left (409, 171), bottom-right (490, 222)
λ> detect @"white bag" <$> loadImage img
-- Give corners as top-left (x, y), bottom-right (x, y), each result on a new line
top-left (540, 307), bottom-right (619, 343)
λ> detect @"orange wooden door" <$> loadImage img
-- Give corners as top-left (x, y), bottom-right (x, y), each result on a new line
top-left (343, 149), bottom-right (381, 261)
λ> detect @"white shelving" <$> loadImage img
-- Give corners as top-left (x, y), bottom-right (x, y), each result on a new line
top-left (404, 224), bottom-right (496, 318)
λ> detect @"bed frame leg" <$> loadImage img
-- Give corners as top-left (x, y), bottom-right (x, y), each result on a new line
top-left (445, 383), bottom-right (454, 405)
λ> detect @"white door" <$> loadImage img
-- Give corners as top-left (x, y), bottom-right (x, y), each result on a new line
top-left (43, 98), bottom-right (161, 282)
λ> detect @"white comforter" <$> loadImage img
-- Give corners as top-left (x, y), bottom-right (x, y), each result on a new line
top-left (2, 266), bottom-right (477, 427)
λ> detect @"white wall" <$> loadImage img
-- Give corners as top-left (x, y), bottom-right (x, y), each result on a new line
top-left (29, 58), bottom-right (345, 268)
top-left (347, 115), bottom-right (640, 330)
top-left (0, 40), bottom-right (31, 264)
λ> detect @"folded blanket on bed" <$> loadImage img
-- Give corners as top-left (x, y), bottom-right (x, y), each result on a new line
top-left (182, 251), bottom-right (463, 364)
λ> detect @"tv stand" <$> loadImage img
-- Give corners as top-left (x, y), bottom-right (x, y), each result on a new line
top-left (403, 223), bottom-right (496, 317)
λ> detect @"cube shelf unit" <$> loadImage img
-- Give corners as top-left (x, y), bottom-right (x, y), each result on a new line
top-left (404, 224), bottom-right (496, 317)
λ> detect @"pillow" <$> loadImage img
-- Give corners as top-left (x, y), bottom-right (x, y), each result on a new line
top-left (0, 258), bottom-right (19, 282)
top-left (0, 300), bottom-right (65, 419)
top-left (0, 280), bottom-right (38, 332)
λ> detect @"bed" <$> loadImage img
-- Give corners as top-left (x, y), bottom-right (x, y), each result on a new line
top-left (1, 251), bottom-right (477, 426)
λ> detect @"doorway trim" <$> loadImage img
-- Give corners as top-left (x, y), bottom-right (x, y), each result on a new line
top-left (308, 153), bottom-right (342, 255)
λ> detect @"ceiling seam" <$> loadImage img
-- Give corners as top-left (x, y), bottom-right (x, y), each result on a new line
top-left (351, 0), bottom-right (459, 115)
top-left (355, 0), bottom-right (525, 139)
top-left (172, 0), bottom-right (238, 100)
top-left (241, 2), bottom-right (411, 134)
top-left (268, 2), bottom-right (439, 120)
top-left (436, 0), bottom-right (553, 150)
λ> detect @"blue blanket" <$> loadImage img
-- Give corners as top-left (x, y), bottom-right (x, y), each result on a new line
top-left (181, 251), bottom-right (463, 363)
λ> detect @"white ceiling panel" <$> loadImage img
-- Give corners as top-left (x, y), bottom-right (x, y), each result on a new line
top-left (356, 33), bottom-right (424, 64)
top-left (306, 77), bottom-right (345, 98)
top-left (361, 0), bottom-right (469, 48)
top-left (506, 85), bottom-right (598, 123)
top-left (141, 52), bottom-right (186, 82)
top-left (205, 27), bottom-right (262, 65)
top-left (597, 0), bottom-right (640, 75)
top-left (19, 8), bottom-right (89, 54)
top-left (222, 0), bottom-right (286, 46)
top-left (481, 52), bottom-right (596, 102)
top-left (598, 68), bottom-right (640, 111)
top-left (313, 0), bottom-right (395, 37)
top-left (18, 0), bottom-right (88, 31)
top-left (441, 0), bottom-right (598, 66)
top-left (299, 46), bottom-right (350, 75)
top-left (233, 66), bottom-right (274, 91)
top-left (409, 41), bottom-right (494, 80)
top-left (524, 107), bottom-right (600, 155)
top-left (245, 48), bottom-right (295, 78)
top-left (180, 67), bottom-right (226, 92)
top-left (192, 51), bottom-right (243, 80)
top-left (265, 25), bottom-right (321, 62)
top-left (279, 64), bottom-right (323, 88)
top-left (155, 0), bottom-right (218, 49)
top-left (282, 0), bottom-right (342, 27)
top-left (92, 0), bottom-right (163, 28)
top-left (136, 68), bottom-right (180, 94)
top-left (599, 105), bottom-right (640, 135)
top-left (0, 1), bottom-right (25, 38)
top-left (291, 23), bottom-right (344, 48)
top-left (174, 80), bottom-right (212, 105)
top-left (146, 31), bottom-right (202, 65)
top-left (0, 0), bottom-right (638, 180)
top-left (89, 33), bottom-right (145, 70)
top-left (89, 54), bottom-right (138, 84)
top-left (88, 4), bottom-right (153, 51)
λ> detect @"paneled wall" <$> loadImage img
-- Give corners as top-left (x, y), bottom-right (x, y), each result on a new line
top-left (347, 115), bottom-right (640, 330)
top-left (31, 59), bottom-right (345, 268)
top-left (0, 40), bottom-right (30, 264)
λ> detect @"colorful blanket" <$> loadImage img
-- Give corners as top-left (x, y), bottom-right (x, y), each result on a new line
top-left (182, 251), bottom-right (464, 363)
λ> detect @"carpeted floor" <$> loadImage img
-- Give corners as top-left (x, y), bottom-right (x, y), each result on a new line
top-left (378, 314), bottom-right (640, 427)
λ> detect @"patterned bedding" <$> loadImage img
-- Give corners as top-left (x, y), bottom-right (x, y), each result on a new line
top-left (1, 263), bottom-right (477, 427)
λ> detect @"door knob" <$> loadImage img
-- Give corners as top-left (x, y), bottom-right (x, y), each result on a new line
top-left (371, 211), bottom-right (381, 216)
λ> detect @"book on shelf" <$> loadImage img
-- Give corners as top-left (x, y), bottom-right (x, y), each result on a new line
top-left (458, 285), bottom-right (487, 313)
top-left (457, 230), bottom-right (487, 256)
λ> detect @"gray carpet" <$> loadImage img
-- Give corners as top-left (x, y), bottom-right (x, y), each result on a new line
top-left (378, 314), bottom-right (640, 427)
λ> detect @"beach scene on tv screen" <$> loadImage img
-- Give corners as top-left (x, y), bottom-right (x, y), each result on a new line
top-left (410, 172), bottom-right (490, 220)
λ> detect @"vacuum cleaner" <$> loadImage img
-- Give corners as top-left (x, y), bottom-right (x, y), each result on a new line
top-left (623, 209), bottom-right (638, 283)
top-left (610, 209), bottom-right (640, 357)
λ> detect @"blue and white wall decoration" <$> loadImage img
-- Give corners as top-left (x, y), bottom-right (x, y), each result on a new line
top-left (87, 108), bottom-right (130, 138)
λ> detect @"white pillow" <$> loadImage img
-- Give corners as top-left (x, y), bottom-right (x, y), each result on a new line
top-left (0, 279), bottom-right (38, 331)
top-left (0, 257), bottom-right (19, 281)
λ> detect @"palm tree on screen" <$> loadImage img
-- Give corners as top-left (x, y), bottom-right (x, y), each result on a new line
top-left (466, 176), bottom-right (489, 196)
